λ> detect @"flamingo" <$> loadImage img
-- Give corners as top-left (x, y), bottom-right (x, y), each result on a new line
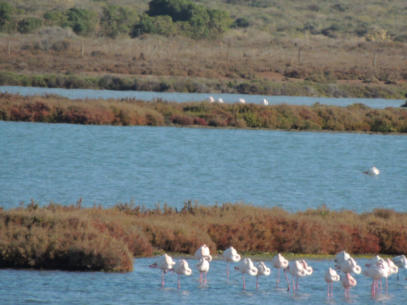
top-left (174, 259), bottom-right (192, 289)
top-left (263, 98), bottom-right (269, 105)
top-left (194, 244), bottom-right (213, 262)
top-left (223, 246), bottom-right (241, 281)
top-left (238, 98), bottom-right (246, 104)
top-left (149, 253), bottom-right (176, 288)
top-left (234, 258), bottom-right (258, 290)
top-left (363, 166), bottom-right (380, 176)
top-left (287, 259), bottom-right (313, 294)
top-left (383, 258), bottom-right (398, 294)
top-left (393, 255), bottom-right (407, 279)
top-left (341, 272), bottom-right (357, 298)
top-left (363, 255), bottom-right (387, 297)
top-left (196, 257), bottom-right (210, 286)
top-left (324, 267), bottom-right (340, 297)
top-left (334, 251), bottom-right (362, 274)
top-left (218, 98), bottom-right (224, 103)
top-left (256, 261), bottom-right (271, 289)
top-left (272, 253), bottom-right (289, 288)
top-left (208, 96), bottom-right (215, 103)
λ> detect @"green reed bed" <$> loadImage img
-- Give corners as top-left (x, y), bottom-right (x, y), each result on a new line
top-left (0, 93), bottom-right (406, 133)
top-left (1, 202), bottom-right (407, 272)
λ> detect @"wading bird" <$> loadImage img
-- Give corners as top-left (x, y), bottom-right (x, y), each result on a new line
top-left (208, 96), bottom-right (215, 103)
top-left (149, 253), bottom-right (176, 288)
top-left (324, 267), bottom-right (340, 297)
top-left (239, 98), bottom-right (246, 104)
top-left (223, 246), bottom-right (241, 281)
top-left (196, 257), bottom-right (210, 286)
top-left (256, 261), bottom-right (271, 289)
top-left (272, 253), bottom-right (289, 288)
top-left (263, 98), bottom-right (269, 105)
top-left (218, 98), bottom-right (224, 103)
top-left (234, 258), bottom-right (258, 290)
top-left (341, 272), bottom-right (357, 298)
top-left (174, 259), bottom-right (192, 289)
top-left (287, 259), bottom-right (313, 294)
top-left (393, 255), bottom-right (407, 279)
top-left (194, 244), bottom-right (213, 262)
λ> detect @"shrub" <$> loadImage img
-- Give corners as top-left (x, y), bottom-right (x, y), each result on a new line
top-left (0, 2), bottom-right (12, 31)
top-left (131, 14), bottom-right (175, 37)
top-left (17, 17), bottom-right (42, 33)
top-left (64, 8), bottom-right (96, 36)
top-left (100, 5), bottom-right (136, 38)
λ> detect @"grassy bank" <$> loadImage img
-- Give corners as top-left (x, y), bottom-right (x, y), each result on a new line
top-left (1, 93), bottom-right (406, 133)
top-left (1, 202), bottom-right (407, 272)
top-left (1, 71), bottom-right (406, 98)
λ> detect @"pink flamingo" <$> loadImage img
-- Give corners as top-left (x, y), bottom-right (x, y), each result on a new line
top-left (174, 259), bottom-right (192, 289)
top-left (272, 253), bottom-right (289, 288)
top-left (341, 272), bottom-right (357, 299)
top-left (363, 256), bottom-right (387, 298)
top-left (324, 267), bottom-right (340, 297)
top-left (393, 255), bottom-right (407, 280)
top-left (194, 244), bottom-right (213, 262)
top-left (223, 246), bottom-right (241, 281)
top-left (287, 259), bottom-right (313, 294)
top-left (149, 253), bottom-right (176, 288)
top-left (256, 261), bottom-right (271, 289)
top-left (234, 258), bottom-right (258, 290)
top-left (196, 258), bottom-right (210, 286)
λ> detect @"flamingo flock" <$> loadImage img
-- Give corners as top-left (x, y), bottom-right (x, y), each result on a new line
top-left (207, 96), bottom-right (271, 105)
top-left (149, 247), bottom-right (405, 299)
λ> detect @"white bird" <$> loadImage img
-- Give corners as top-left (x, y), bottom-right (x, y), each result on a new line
top-left (218, 98), bottom-right (224, 103)
top-left (174, 259), bottom-right (192, 289)
top-left (208, 96), bottom-right (215, 103)
top-left (149, 253), bottom-right (176, 288)
top-left (194, 244), bottom-right (213, 262)
top-left (341, 272), bottom-right (357, 298)
top-left (363, 255), bottom-right (387, 297)
top-left (196, 258), bottom-right (210, 286)
top-left (256, 261), bottom-right (271, 289)
top-left (393, 255), bottom-right (407, 279)
top-left (383, 258), bottom-right (398, 295)
top-left (272, 253), bottom-right (289, 288)
top-left (325, 267), bottom-right (340, 297)
top-left (334, 251), bottom-right (361, 274)
top-left (263, 98), bottom-right (269, 105)
top-left (223, 246), bottom-right (241, 280)
top-left (287, 259), bottom-right (313, 294)
top-left (234, 258), bottom-right (258, 290)
top-left (363, 166), bottom-right (380, 176)
top-left (238, 98), bottom-right (246, 104)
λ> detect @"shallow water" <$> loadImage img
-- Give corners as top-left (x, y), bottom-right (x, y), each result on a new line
top-left (1, 258), bottom-right (406, 305)
top-left (0, 85), bottom-right (404, 108)
top-left (1, 121), bottom-right (406, 211)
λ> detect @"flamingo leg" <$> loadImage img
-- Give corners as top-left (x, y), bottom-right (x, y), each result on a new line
top-left (284, 269), bottom-right (290, 289)
top-left (161, 270), bottom-right (165, 288)
top-left (296, 277), bottom-right (299, 291)
top-left (256, 276), bottom-right (259, 290)
top-left (385, 278), bottom-right (389, 295)
top-left (276, 268), bottom-right (280, 287)
top-left (226, 263), bottom-right (230, 281)
top-left (242, 274), bottom-right (246, 290)
top-left (177, 275), bottom-right (181, 289)
top-left (327, 284), bottom-right (329, 297)
top-left (199, 272), bottom-right (203, 286)
top-left (205, 271), bottom-right (208, 286)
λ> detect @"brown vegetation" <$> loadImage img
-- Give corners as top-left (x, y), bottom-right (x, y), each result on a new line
top-left (1, 93), bottom-right (406, 133)
top-left (1, 202), bottom-right (407, 272)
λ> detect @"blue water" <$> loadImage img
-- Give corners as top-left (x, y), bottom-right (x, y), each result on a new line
top-left (0, 85), bottom-right (405, 108)
top-left (1, 257), bottom-right (407, 304)
top-left (0, 121), bottom-right (406, 211)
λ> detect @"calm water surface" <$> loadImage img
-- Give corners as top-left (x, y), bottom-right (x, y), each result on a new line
top-left (0, 121), bottom-right (406, 211)
top-left (0, 85), bottom-right (405, 108)
top-left (1, 258), bottom-right (407, 305)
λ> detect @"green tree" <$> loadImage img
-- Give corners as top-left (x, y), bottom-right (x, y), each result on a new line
top-left (100, 5), bottom-right (136, 38)
top-left (0, 2), bottom-right (13, 31)
top-left (43, 9), bottom-right (67, 26)
top-left (64, 8), bottom-right (96, 36)
top-left (17, 17), bottom-right (42, 33)
top-left (131, 14), bottom-right (175, 37)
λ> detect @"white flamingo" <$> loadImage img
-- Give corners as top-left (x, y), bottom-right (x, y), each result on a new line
top-left (174, 259), bottom-right (192, 289)
top-left (334, 251), bottom-right (362, 274)
top-left (393, 255), bottom-right (407, 279)
top-left (194, 244), bottom-right (213, 262)
top-left (149, 253), bottom-right (176, 288)
top-left (363, 166), bottom-right (380, 176)
top-left (341, 272), bottom-right (357, 298)
top-left (272, 253), bottom-right (289, 288)
top-left (208, 96), bottom-right (215, 103)
top-left (234, 258), bottom-right (258, 290)
top-left (363, 255), bottom-right (387, 297)
top-left (324, 267), bottom-right (340, 297)
top-left (287, 259), bottom-right (313, 294)
top-left (383, 258), bottom-right (398, 294)
top-left (223, 246), bottom-right (241, 281)
top-left (263, 98), bottom-right (269, 105)
top-left (238, 98), bottom-right (246, 104)
top-left (256, 261), bottom-right (271, 289)
top-left (218, 98), bottom-right (224, 103)
top-left (196, 258), bottom-right (210, 286)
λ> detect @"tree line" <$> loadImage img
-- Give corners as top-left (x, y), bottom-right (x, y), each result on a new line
top-left (0, 0), bottom-right (236, 39)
